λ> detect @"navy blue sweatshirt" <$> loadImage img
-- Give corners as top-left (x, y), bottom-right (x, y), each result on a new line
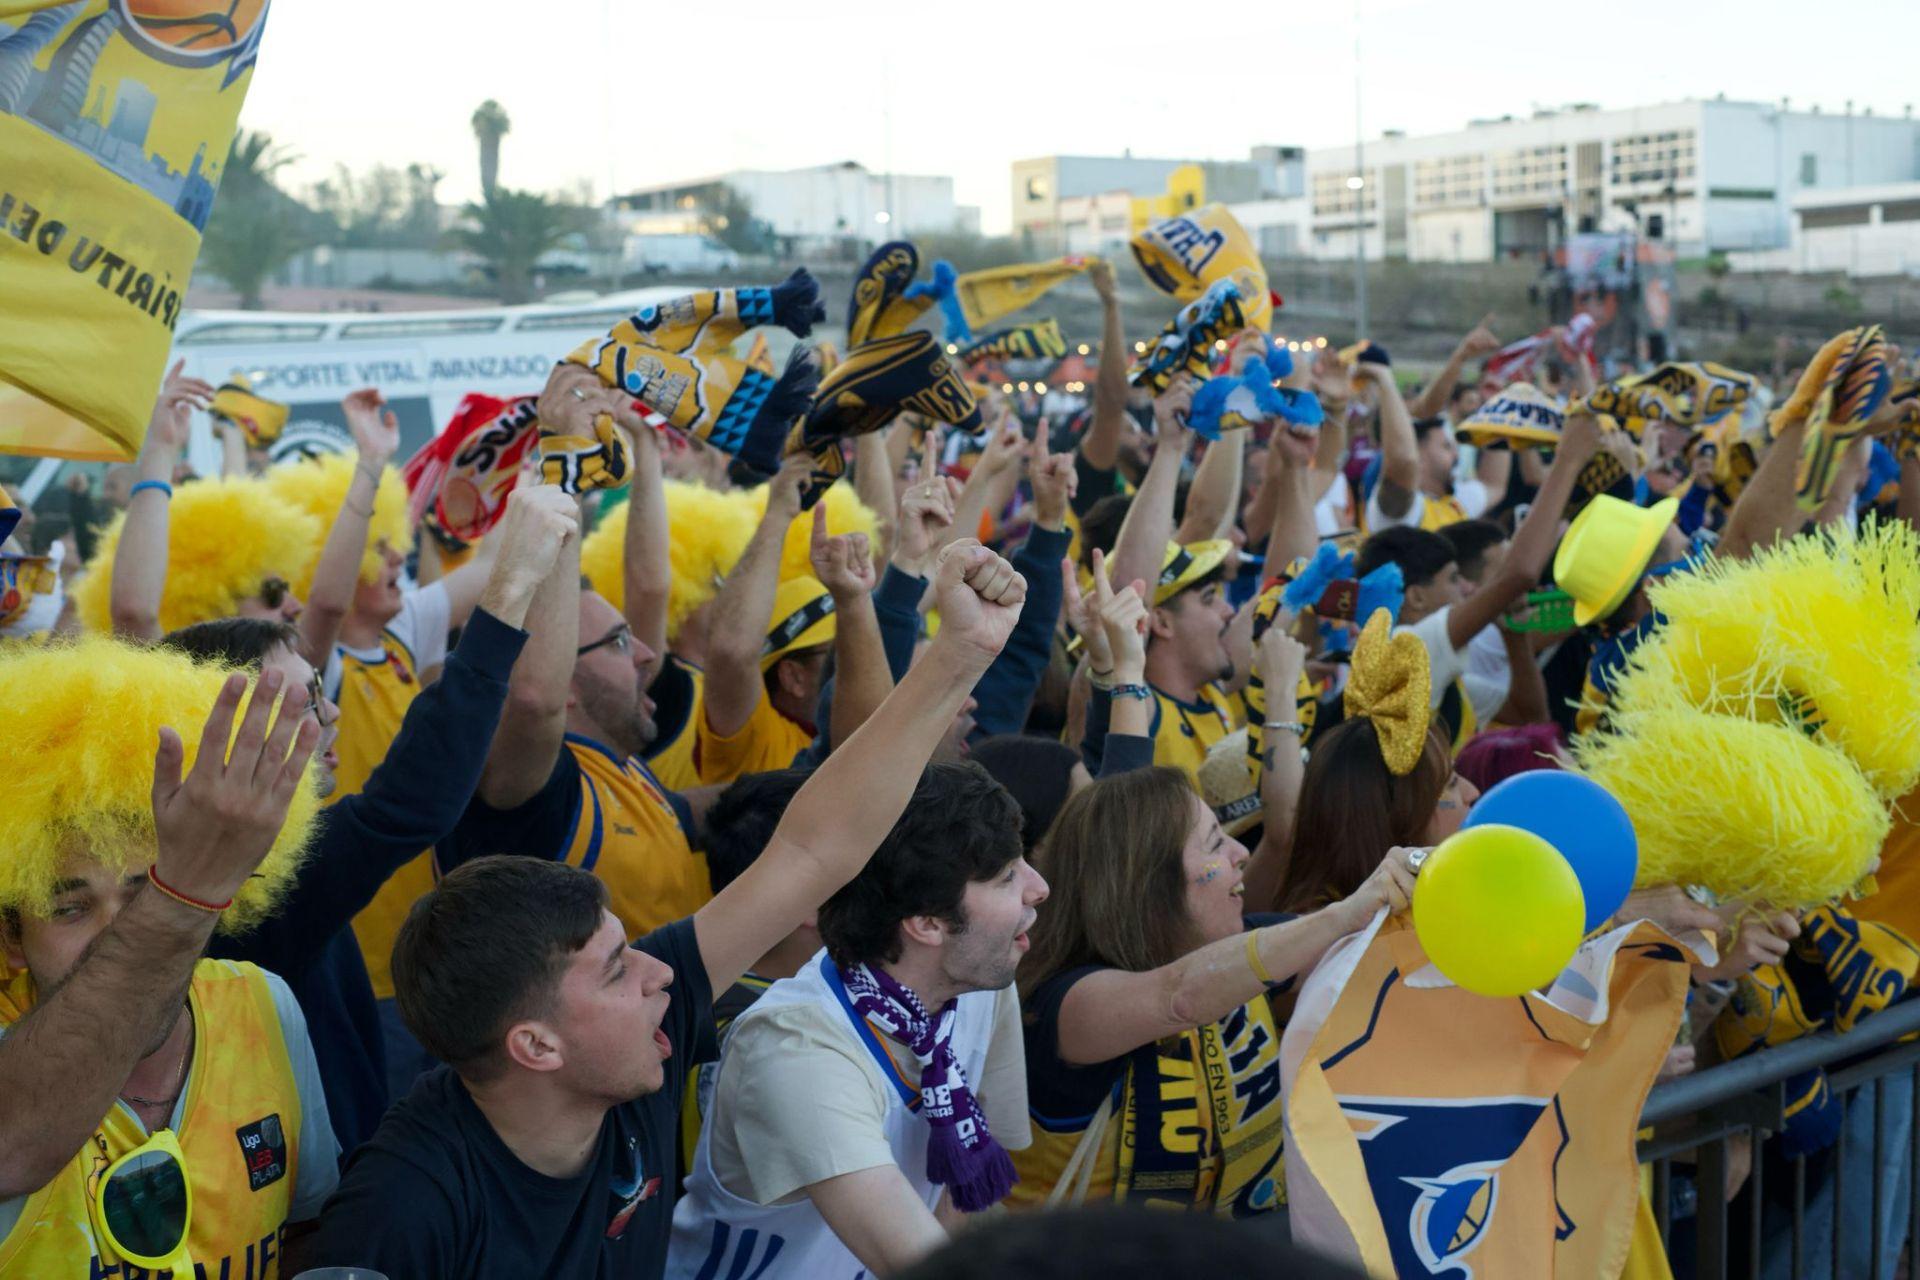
top-left (210, 608), bottom-right (527, 1155)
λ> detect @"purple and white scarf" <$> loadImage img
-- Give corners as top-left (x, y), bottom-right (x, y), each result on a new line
top-left (836, 962), bottom-right (1017, 1212)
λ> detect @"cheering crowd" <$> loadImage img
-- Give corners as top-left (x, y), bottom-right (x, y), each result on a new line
top-left (4, 225), bottom-right (1920, 1280)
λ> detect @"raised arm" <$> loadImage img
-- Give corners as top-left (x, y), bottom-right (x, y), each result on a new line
top-left (1360, 361), bottom-right (1420, 521)
top-left (1081, 259), bottom-right (1127, 473)
top-left (299, 388), bottom-right (399, 669)
top-left (809, 504), bottom-right (891, 750)
top-left (854, 428), bottom-right (898, 563)
top-left (620, 422), bottom-right (672, 684)
top-left (1444, 409), bottom-right (1598, 651)
top-left (943, 414), bottom-right (1024, 560)
top-left (1175, 432), bottom-right (1246, 545)
top-left (693, 540), bottom-right (1025, 996)
top-left (1106, 377), bottom-right (1195, 595)
top-left (1243, 624), bottom-right (1308, 912)
top-left (474, 489), bottom-right (583, 811)
top-left (1053, 848), bottom-right (1415, 1067)
top-left (217, 418), bottom-right (250, 479)
top-left (969, 430), bottom-right (1074, 738)
top-left (108, 362), bottom-right (212, 640)
top-left (0, 672), bottom-right (317, 1197)
top-left (703, 458), bottom-right (809, 740)
top-left (1407, 316), bottom-right (1499, 420)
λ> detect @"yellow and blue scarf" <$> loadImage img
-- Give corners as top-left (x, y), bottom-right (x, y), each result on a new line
top-left (1130, 279), bottom-right (1249, 393)
top-left (949, 257), bottom-right (1097, 337)
top-left (564, 271), bottom-right (826, 475)
top-left (1131, 204), bottom-right (1272, 332)
top-left (957, 319), bottom-right (1067, 365)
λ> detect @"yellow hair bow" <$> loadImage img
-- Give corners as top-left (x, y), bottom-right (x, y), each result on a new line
top-left (1342, 608), bottom-right (1433, 776)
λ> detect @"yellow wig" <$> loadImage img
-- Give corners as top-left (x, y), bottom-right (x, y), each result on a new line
top-left (1575, 708), bottom-right (1886, 906)
top-left (0, 637), bottom-right (324, 932)
top-left (741, 480), bottom-right (880, 582)
top-left (1623, 519), bottom-right (1920, 799)
top-left (73, 477), bottom-right (322, 635)
top-left (580, 482), bottom-right (759, 638)
top-left (261, 453), bottom-right (411, 594)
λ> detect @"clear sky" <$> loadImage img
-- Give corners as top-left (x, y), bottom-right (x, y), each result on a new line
top-left (239, 0), bottom-right (1920, 233)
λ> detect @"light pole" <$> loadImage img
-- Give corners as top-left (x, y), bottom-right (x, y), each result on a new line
top-left (1351, 0), bottom-right (1368, 336)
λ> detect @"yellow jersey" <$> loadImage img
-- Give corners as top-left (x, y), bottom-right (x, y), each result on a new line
top-left (564, 734), bottom-right (713, 936)
top-left (644, 658), bottom-right (705, 793)
top-left (694, 693), bottom-right (814, 787)
top-left (0, 960), bottom-right (315, 1279)
top-left (1149, 681), bottom-right (1243, 782)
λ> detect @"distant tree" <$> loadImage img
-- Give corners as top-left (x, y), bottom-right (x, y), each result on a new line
top-left (449, 188), bottom-right (580, 304)
top-left (309, 161), bottom-right (447, 248)
top-left (471, 100), bottom-right (511, 198)
top-left (710, 185), bottom-right (770, 255)
top-left (199, 130), bottom-right (310, 309)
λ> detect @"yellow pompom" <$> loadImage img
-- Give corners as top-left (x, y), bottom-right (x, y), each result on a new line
top-left (1627, 519), bottom-right (1920, 799)
top-left (260, 453), bottom-right (411, 594)
top-left (580, 482), bottom-right (759, 639)
top-left (0, 637), bottom-right (324, 931)
top-left (742, 481), bottom-right (880, 582)
top-left (73, 477), bottom-right (322, 635)
top-left (1575, 708), bottom-right (1886, 906)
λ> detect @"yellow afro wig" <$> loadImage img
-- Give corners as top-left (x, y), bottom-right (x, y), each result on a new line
top-left (261, 453), bottom-right (411, 594)
top-left (1576, 708), bottom-right (1885, 906)
top-left (1623, 518), bottom-right (1920, 800)
top-left (580, 483), bottom-right (760, 639)
top-left (0, 637), bottom-right (324, 932)
top-left (73, 477), bottom-right (322, 635)
top-left (740, 480), bottom-right (881, 583)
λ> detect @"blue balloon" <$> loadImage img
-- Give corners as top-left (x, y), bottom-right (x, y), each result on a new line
top-left (1462, 771), bottom-right (1637, 933)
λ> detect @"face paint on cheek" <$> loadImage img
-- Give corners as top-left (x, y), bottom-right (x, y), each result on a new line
top-left (1195, 861), bottom-right (1224, 886)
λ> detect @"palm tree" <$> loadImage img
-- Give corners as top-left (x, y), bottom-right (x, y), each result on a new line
top-left (198, 130), bottom-right (309, 309)
top-left (471, 100), bottom-right (511, 199)
top-left (450, 188), bottom-right (575, 304)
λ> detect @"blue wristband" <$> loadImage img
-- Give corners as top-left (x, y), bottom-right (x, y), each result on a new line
top-left (129, 480), bottom-right (173, 500)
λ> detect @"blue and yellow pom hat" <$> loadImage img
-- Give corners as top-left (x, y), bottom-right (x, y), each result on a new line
top-left (1155, 539), bottom-right (1233, 606)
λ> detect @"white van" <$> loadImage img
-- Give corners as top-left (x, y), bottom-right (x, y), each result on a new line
top-left (6, 286), bottom-right (690, 502)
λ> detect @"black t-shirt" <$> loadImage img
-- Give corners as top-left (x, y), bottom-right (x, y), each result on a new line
top-left (308, 918), bottom-right (717, 1279)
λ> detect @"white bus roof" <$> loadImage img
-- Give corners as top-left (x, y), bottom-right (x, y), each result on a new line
top-left (172, 286), bottom-right (693, 347)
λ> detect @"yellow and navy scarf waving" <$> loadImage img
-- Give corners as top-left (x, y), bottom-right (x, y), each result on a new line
top-left (1796, 324), bottom-right (1895, 511)
top-left (210, 374), bottom-right (289, 447)
top-left (848, 242), bottom-right (954, 347)
top-left (1129, 279), bottom-right (1249, 393)
top-left (1715, 904), bottom-right (1920, 1155)
top-left (957, 319), bottom-right (1067, 365)
top-left (950, 258), bottom-right (1098, 335)
top-left (1131, 203), bottom-right (1273, 333)
top-left (563, 271), bottom-right (826, 476)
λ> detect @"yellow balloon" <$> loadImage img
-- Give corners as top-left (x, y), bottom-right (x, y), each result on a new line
top-left (1411, 824), bottom-right (1586, 997)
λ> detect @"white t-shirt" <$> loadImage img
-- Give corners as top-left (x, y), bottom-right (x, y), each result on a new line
top-left (321, 579), bottom-right (452, 701)
top-left (1314, 472), bottom-right (1354, 537)
top-left (1364, 479), bottom-right (1491, 534)
top-left (669, 954), bottom-right (1028, 1278)
top-left (1402, 606), bottom-right (1509, 730)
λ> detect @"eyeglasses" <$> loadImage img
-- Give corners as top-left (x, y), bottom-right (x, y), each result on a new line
top-left (87, 1128), bottom-right (194, 1275)
top-left (258, 576), bottom-right (290, 609)
top-left (577, 624), bottom-right (633, 658)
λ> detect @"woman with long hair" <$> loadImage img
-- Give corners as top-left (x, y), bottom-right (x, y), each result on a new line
top-left (1008, 763), bottom-right (1414, 1217)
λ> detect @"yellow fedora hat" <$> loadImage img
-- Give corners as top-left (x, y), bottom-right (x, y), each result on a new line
top-left (762, 575), bottom-right (837, 670)
top-left (1552, 495), bottom-right (1679, 627)
top-left (1154, 540), bottom-right (1233, 606)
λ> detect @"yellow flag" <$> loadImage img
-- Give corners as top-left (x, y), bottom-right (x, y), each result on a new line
top-left (1131, 203), bottom-right (1272, 332)
top-left (0, 0), bottom-right (271, 461)
top-left (953, 257), bottom-right (1097, 330)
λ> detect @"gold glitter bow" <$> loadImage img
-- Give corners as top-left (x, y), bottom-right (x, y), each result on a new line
top-left (1342, 608), bottom-right (1433, 776)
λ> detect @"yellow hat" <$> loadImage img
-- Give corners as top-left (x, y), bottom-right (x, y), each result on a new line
top-left (1154, 540), bottom-right (1232, 606)
top-left (1199, 729), bottom-right (1263, 837)
top-left (1552, 496), bottom-right (1680, 627)
top-left (763, 575), bottom-right (836, 670)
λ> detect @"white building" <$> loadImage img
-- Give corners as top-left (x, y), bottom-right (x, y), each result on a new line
top-left (612, 162), bottom-right (973, 259)
top-left (1012, 149), bottom-right (1295, 252)
top-left (1729, 181), bottom-right (1920, 276)
top-left (1302, 99), bottom-right (1920, 264)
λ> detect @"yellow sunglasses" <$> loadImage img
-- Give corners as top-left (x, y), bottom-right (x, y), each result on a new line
top-left (87, 1127), bottom-right (195, 1276)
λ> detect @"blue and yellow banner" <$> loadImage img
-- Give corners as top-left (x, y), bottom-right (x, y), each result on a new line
top-left (0, 0), bottom-right (268, 460)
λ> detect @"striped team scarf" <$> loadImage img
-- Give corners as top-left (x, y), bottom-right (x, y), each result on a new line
top-left (1129, 279), bottom-right (1248, 393)
top-left (836, 961), bottom-right (1017, 1212)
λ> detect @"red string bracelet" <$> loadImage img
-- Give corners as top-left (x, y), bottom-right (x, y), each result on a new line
top-left (146, 864), bottom-right (232, 914)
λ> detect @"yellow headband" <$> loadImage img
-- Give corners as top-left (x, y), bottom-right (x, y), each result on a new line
top-left (1342, 608), bottom-right (1432, 775)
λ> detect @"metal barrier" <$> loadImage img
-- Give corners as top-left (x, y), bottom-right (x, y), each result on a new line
top-left (1639, 996), bottom-right (1920, 1279)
